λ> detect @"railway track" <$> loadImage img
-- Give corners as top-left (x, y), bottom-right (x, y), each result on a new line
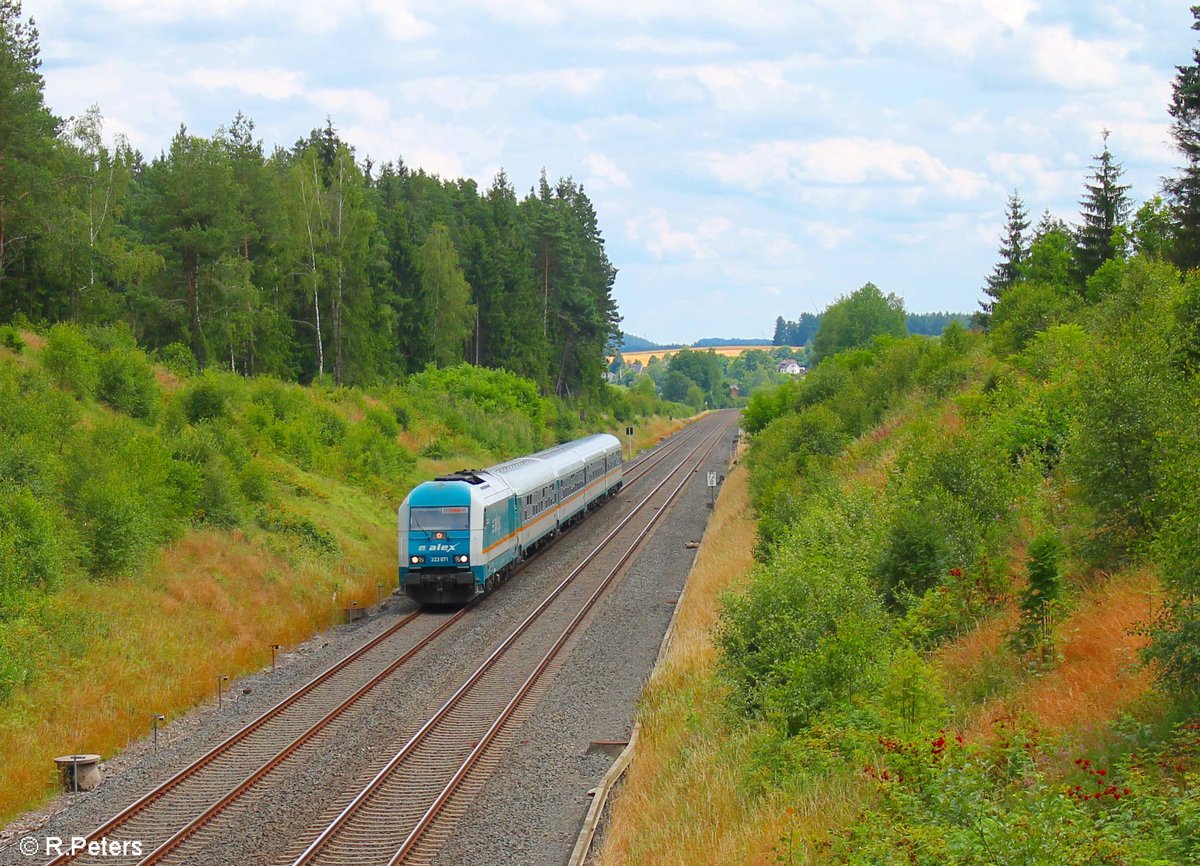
top-left (41, 413), bottom-right (725, 866)
top-left (286, 412), bottom-right (736, 866)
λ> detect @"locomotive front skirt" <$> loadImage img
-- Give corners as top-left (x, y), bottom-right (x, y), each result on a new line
top-left (398, 433), bottom-right (624, 604)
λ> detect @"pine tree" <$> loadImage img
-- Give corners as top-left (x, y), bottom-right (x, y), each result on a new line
top-left (1075, 130), bottom-right (1132, 282)
top-left (982, 189), bottom-right (1030, 314)
top-left (772, 315), bottom-right (786, 345)
top-left (1167, 5), bottom-right (1200, 269)
top-left (0, 0), bottom-right (59, 315)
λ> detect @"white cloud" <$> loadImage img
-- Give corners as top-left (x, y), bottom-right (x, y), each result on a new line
top-left (701, 137), bottom-right (989, 201)
top-left (450, 0), bottom-right (814, 29)
top-left (1030, 25), bottom-right (1125, 91)
top-left (309, 88), bottom-right (391, 125)
top-left (805, 222), bottom-right (853, 250)
top-left (185, 67), bottom-right (306, 101)
top-left (950, 110), bottom-right (993, 137)
top-left (583, 153), bottom-right (631, 189)
top-left (365, 0), bottom-right (435, 40)
top-left (624, 210), bottom-right (732, 260)
top-left (985, 152), bottom-right (1070, 201)
top-left (656, 60), bottom-right (832, 115)
top-left (612, 35), bottom-right (739, 55)
top-left (508, 68), bottom-right (607, 95)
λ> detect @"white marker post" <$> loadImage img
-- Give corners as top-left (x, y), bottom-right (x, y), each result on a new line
top-left (707, 470), bottom-right (717, 508)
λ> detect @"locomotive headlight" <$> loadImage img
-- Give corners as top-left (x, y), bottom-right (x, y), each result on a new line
top-left (456, 554), bottom-right (469, 563)
top-left (433, 531), bottom-right (445, 540)
top-left (410, 555), bottom-right (424, 564)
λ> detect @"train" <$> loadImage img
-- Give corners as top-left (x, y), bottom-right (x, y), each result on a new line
top-left (398, 433), bottom-right (624, 605)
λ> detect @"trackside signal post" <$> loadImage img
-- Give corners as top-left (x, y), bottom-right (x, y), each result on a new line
top-left (626, 426), bottom-right (634, 460)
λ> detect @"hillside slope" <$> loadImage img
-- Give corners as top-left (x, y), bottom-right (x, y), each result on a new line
top-left (600, 258), bottom-right (1200, 865)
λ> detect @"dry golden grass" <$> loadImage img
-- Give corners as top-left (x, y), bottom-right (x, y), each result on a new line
top-left (961, 568), bottom-right (1157, 743)
top-left (653, 458), bottom-right (754, 674)
top-left (624, 413), bottom-right (691, 454)
top-left (936, 606), bottom-right (1018, 685)
top-left (18, 330), bottom-right (45, 349)
top-left (153, 367), bottom-right (182, 390)
top-left (838, 401), bottom-right (916, 491)
top-left (1018, 569), bottom-right (1155, 731)
top-left (0, 513), bottom-right (394, 824)
top-left (598, 463), bottom-right (750, 865)
top-left (600, 464), bottom-right (821, 866)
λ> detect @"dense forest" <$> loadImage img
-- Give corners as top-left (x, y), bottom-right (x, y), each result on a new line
top-left (0, 1), bottom-right (619, 398)
top-left (772, 311), bottom-right (969, 346)
top-left (600, 10), bottom-right (1200, 866)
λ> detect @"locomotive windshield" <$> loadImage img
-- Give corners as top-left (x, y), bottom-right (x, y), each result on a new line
top-left (409, 506), bottom-right (469, 531)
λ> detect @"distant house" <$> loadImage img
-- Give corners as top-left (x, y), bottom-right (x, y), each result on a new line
top-left (630, 360), bottom-right (644, 374)
top-left (777, 359), bottom-right (804, 375)
top-left (729, 383), bottom-right (741, 398)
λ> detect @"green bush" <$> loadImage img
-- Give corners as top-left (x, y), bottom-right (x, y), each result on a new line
top-left (96, 348), bottom-right (160, 419)
top-left (1066, 266), bottom-right (1179, 551)
top-left (876, 492), bottom-right (965, 610)
top-left (339, 422), bottom-right (414, 489)
top-left (0, 486), bottom-right (65, 605)
top-left (719, 489), bottom-right (891, 736)
top-left (171, 424), bottom-right (248, 527)
top-left (391, 400), bottom-right (412, 430)
top-left (990, 280), bottom-right (1079, 354)
top-left (250, 377), bottom-right (306, 420)
top-left (407, 363), bottom-right (547, 427)
top-left (67, 419), bottom-right (185, 575)
top-left (83, 322), bottom-right (137, 353)
top-left (159, 342), bottom-right (198, 378)
top-left (311, 405), bottom-right (348, 447)
top-left (261, 507), bottom-right (339, 554)
top-left (74, 474), bottom-right (157, 576)
top-left (238, 458), bottom-right (275, 505)
top-left (43, 323), bottom-right (99, 398)
top-left (1011, 531), bottom-right (1064, 661)
top-left (181, 376), bottom-right (230, 424)
top-left (0, 436), bottom-right (57, 499)
top-left (195, 458), bottom-right (246, 528)
top-left (420, 439), bottom-right (450, 460)
top-left (1143, 406), bottom-right (1200, 695)
top-left (827, 726), bottom-right (1200, 866)
top-left (0, 325), bottom-right (24, 353)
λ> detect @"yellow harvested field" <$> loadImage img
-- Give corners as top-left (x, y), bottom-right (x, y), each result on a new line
top-left (614, 345), bottom-right (799, 366)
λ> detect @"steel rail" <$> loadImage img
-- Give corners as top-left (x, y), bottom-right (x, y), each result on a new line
top-left (290, 413), bottom-right (733, 866)
top-left (42, 606), bottom-right (425, 866)
top-left (619, 415), bottom-right (707, 485)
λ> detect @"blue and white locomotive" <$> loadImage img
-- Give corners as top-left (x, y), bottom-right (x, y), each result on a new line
top-left (398, 433), bottom-right (624, 604)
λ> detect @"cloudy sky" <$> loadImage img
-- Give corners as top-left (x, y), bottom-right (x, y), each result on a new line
top-left (22, 0), bottom-right (1191, 342)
